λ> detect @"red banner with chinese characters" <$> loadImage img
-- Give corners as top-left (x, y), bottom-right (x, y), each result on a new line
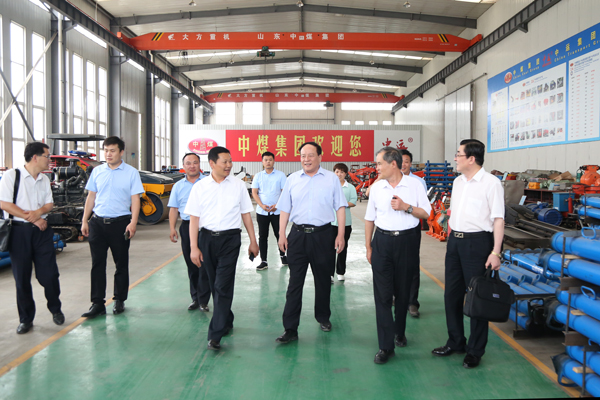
top-left (226, 130), bottom-right (374, 162)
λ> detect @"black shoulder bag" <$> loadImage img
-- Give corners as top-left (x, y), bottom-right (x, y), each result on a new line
top-left (463, 267), bottom-right (515, 323)
top-left (0, 169), bottom-right (22, 252)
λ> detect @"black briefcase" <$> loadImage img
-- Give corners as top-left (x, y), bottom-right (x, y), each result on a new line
top-left (463, 268), bottom-right (515, 323)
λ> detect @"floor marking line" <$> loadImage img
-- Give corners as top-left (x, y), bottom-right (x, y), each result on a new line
top-left (420, 264), bottom-right (578, 398)
top-left (0, 252), bottom-right (182, 378)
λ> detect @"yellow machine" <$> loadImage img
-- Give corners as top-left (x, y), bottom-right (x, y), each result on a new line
top-left (138, 171), bottom-right (179, 225)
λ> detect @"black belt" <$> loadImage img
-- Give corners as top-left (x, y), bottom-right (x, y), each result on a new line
top-left (11, 220), bottom-right (32, 226)
top-left (201, 228), bottom-right (241, 237)
top-left (181, 220), bottom-right (190, 224)
top-left (293, 223), bottom-right (331, 234)
top-left (92, 214), bottom-right (131, 224)
top-left (376, 227), bottom-right (415, 237)
top-left (451, 230), bottom-right (492, 239)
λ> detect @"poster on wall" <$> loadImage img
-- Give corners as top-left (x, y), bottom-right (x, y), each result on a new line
top-left (487, 22), bottom-right (600, 152)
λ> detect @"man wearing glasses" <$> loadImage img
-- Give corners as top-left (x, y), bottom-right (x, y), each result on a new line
top-left (431, 139), bottom-right (504, 369)
top-left (168, 153), bottom-right (211, 312)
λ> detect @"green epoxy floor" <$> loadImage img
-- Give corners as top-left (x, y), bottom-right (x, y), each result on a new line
top-left (0, 242), bottom-right (568, 399)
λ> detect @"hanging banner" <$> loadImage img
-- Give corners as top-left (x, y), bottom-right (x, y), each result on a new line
top-left (225, 130), bottom-right (374, 162)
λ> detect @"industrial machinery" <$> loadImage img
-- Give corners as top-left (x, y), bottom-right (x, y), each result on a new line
top-left (138, 171), bottom-right (179, 225)
top-left (348, 163), bottom-right (378, 201)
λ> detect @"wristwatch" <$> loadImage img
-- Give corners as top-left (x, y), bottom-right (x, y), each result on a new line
top-left (405, 205), bottom-right (413, 214)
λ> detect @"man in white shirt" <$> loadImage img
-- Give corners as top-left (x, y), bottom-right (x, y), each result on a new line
top-left (431, 139), bottom-right (504, 369)
top-left (0, 142), bottom-right (64, 334)
top-left (365, 147), bottom-right (431, 364)
top-left (185, 146), bottom-right (259, 351)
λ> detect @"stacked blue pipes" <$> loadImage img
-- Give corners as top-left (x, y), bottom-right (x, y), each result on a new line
top-left (577, 195), bottom-right (600, 226)
top-left (500, 249), bottom-right (560, 336)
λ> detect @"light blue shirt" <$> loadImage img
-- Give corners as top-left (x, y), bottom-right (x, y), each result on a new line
top-left (251, 169), bottom-right (287, 216)
top-left (333, 181), bottom-right (358, 227)
top-left (85, 161), bottom-right (145, 218)
top-left (276, 167), bottom-right (347, 226)
top-left (409, 172), bottom-right (428, 192)
top-left (167, 175), bottom-right (204, 220)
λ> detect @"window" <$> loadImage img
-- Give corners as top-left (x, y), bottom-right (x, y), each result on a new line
top-left (382, 121), bottom-right (392, 126)
top-left (72, 54), bottom-right (83, 142)
top-left (154, 97), bottom-right (170, 168)
top-left (86, 61), bottom-right (96, 148)
top-left (355, 121), bottom-right (364, 125)
top-left (11, 22), bottom-right (26, 167)
top-left (243, 102), bottom-right (262, 125)
top-left (97, 67), bottom-right (107, 158)
top-left (278, 102), bottom-right (326, 111)
top-left (341, 102), bottom-right (394, 111)
top-left (32, 33), bottom-right (45, 141)
top-left (341, 121), bottom-right (351, 125)
top-left (215, 102), bottom-right (235, 125)
top-left (369, 121), bottom-right (378, 126)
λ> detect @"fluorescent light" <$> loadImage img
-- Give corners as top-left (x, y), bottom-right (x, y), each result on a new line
top-left (455, 0), bottom-right (482, 2)
top-left (354, 51), bottom-right (373, 56)
top-left (126, 59), bottom-right (144, 72)
top-left (74, 26), bottom-right (107, 48)
top-left (405, 56), bottom-right (422, 60)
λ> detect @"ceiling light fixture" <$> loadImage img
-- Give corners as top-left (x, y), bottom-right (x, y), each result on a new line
top-left (296, 0), bottom-right (304, 7)
top-left (229, 60), bottom-right (235, 64)
top-left (189, 0), bottom-right (196, 6)
top-left (353, 89), bottom-right (357, 93)
top-left (369, 60), bottom-right (375, 65)
top-left (298, 59), bottom-right (303, 64)
top-left (403, 1), bottom-right (411, 8)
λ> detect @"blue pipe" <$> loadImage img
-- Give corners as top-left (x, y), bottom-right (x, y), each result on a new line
top-left (499, 271), bottom-right (520, 285)
top-left (503, 251), bottom-right (546, 275)
top-left (551, 304), bottom-right (600, 344)
top-left (0, 257), bottom-right (10, 267)
top-left (552, 353), bottom-right (600, 397)
top-left (556, 287), bottom-right (600, 322)
top-left (500, 266), bottom-right (528, 284)
top-left (54, 240), bottom-right (65, 250)
top-left (532, 280), bottom-right (558, 293)
top-left (567, 346), bottom-right (600, 382)
top-left (539, 250), bottom-right (600, 286)
top-left (0, 251), bottom-right (9, 259)
top-left (509, 306), bottom-right (530, 331)
top-left (552, 229), bottom-right (600, 262)
top-left (521, 281), bottom-right (553, 294)
top-left (581, 196), bottom-right (600, 209)
top-left (504, 262), bottom-right (548, 284)
top-left (577, 205), bottom-right (600, 221)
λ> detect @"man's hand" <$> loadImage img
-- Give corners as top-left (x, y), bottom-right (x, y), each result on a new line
top-left (335, 235), bottom-right (345, 254)
top-left (366, 246), bottom-right (372, 264)
top-left (191, 247), bottom-right (203, 267)
top-left (278, 235), bottom-right (288, 253)
top-left (249, 241), bottom-right (259, 258)
top-left (25, 209), bottom-right (43, 223)
top-left (125, 222), bottom-right (137, 240)
top-left (391, 195), bottom-right (408, 211)
top-left (170, 229), bottom-right (178, 243)
top-left (485, 253), bottom-right (501, 270)
top-left (33, 219), bottom-right (47, 231)
top-left (81, 221), bottom-right (89, 237)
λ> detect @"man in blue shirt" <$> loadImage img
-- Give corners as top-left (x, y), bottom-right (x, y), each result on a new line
top-left (275, 142), bottom-right (347, 344)
top-left (400, 149), bottom-right (427, 319)
top-left (251, 151), bottom-right (287, 271)
top-left (81, 136), bottom-right (145, 318)
top-left (168, 152), bottom-right (211, 312)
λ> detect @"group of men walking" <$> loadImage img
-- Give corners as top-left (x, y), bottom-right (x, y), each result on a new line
top-left (2, 137), bottom-right (503, 369)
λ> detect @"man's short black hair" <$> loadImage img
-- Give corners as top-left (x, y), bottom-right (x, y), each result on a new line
top-left (299, 141), bottom-right (322, 156)
top-left (103, 136), bottom-right (125, 152)
top-left (376, 147), bottom-right (401, 169)
top-left (182, 152), bottom-right (200, 163)
top-left (208, 146), bottom-right (230, 164)
top-left (399, 149), bottom-right (413, 163)
top-left (24, 142), bottom-right (49, 163)
top-left (262, 151), bottom-right (275, 160)
top-left (460, 139), bottom-right (485, 166)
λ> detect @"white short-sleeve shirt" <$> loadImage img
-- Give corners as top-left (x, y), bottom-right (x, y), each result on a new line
top-left (0, 167), bottom-right (54, 222)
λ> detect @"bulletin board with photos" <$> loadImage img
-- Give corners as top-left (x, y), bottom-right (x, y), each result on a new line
top-left (487, 22), bottom-right (600, 152)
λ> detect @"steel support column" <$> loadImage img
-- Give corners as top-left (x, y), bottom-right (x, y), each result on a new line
top-left (108, 25), bottom-right (122, 138)
top-left (189, 98), bottom-right (194, 124)
top-left (171, 72), bottom-right (181, 165)
top-left (50, 15), bottom-right (60, 152)
top-left (145, 53), bottom-right (155, 171)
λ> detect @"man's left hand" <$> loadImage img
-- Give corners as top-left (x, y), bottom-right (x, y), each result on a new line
top-left (33, 219), bottom-right (47, 231)
top-left (25, 209), bottom-right (43, 223)
top-left (125, 222), bottom-right (137, 240)
top-left (485, 253), bottom-right (501, 270)
top-left (335, 235), bottom-right (345, 254)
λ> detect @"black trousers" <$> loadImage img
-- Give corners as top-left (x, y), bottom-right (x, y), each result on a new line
top-left (371, 228), bottom-right (419, 351)
top-left (198, 231), bottom-right (241, 342)
top-left (333, 225), bottom-right (352, 276)
top-left (256, 213), bottom-right (284, 262)
top-left (282, 225), bottom-right (335, 331)
top-left (88, 216), bottom-right (131, 304)
top-left (10, 224), bottom-right (61, 324)
top-left (408, 225), bottom-right (422, 308)
top-left (444, 232), bottom-right (494, 358)
top-left (180, 221), bottom-right (211, 304)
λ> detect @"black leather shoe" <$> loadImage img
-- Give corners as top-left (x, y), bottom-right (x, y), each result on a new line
top-left (207, 340), bottom-right (221, 351)
top-left (320, 321), bottom-right (332, 332)
top-left (256, 261), bottom-right (268, 271)
top-left (463, 353), bottom-right (481, 369)
top-left (432, 345), bottom-right (465, 357)
top-left (53, 311), bottom-right (65, 325)
top-left (199, 303), bottom-right (209, 312)
top-left (374, 349), bottom-right (395, 364)
top-left (276, 330), bottom-right (298, 344)
top-left (113, 300), bottom-right (125, 315)
top-left (395, 335), bottom-right (407, 347)
top-left (81, 304), bottom-right (106, 319)
top-left (188, 300), bottom-right (199, 310)
top-left (409, 305), bottom-right (420, 318)
top-left (223, 325), bottom-right (233, 336)
top-left (17, 322), bottom-right (33, 334)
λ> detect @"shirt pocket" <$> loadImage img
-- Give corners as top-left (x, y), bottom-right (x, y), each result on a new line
top-left (465, 197), bottom-right (483, 218)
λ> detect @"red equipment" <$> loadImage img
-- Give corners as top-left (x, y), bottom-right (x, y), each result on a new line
top-left (348, 163), bottom-right (378, 200)
top-left (426, 192), bottom-right (450, 242)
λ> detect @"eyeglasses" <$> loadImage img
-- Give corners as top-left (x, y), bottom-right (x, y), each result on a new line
top-left (39, 154), bottom-right (50, 159)
top-left (455, 153), bottom-right (468, 158)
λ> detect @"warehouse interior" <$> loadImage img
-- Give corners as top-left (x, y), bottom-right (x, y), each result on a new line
top-left (1, 0), bottom-right (600, 398)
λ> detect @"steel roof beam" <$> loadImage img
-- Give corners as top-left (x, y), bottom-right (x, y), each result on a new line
top-left (113, 5), bottom-right (476, 29)
top-left (40, 0), bottom-right (213, 112)
top-left (204, 84), bottom-right (397, 95)
top-left (392, 0), bottom-right (561, 112)
top-left (174, 57), bottom-right (422, 74)
top-left (194, 72), bottom-right (406, 87)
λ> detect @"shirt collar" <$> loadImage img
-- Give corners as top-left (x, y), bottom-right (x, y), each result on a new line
top-left (103, 161), bottom-right (125, 171)
top-left (185, 175), bottom-right (202, 184)
top-left (460, 166), bottom-right (486, 183)
top-left (342, 181), bottom-right (349, 188)
top-left (300, 166), bottom-right (325, 177)
top-left (20, 166), bottom-right (44, 182)
top-left (208, 173), bottom-right (233, 184)
top-left (382, 176), bottom-right (410, 189)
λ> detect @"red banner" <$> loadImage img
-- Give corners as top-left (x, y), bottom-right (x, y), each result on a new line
top-left (226, 130), bottom-right (374, 162)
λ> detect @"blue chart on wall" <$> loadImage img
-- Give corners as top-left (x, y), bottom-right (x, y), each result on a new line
top-left (487, 22), bottom-right (600, 153)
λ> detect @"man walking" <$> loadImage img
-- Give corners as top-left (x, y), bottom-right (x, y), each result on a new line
top-left (81, 136), bottom-right (144, 318)
top-left (168, 152), bottom-right (211, 312)
top-left (185, 146), bottom-right (259, 351)
top-left (365, 147), bottom-right (430, 364)
top-left (0, 142), bottom-right (64, 334)
top-left (251, 151), bottom-right (287, 271)
top-left (432, 139), bottom-right (504, 369)
top-left (275, 142), bottom-right (347, 344)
